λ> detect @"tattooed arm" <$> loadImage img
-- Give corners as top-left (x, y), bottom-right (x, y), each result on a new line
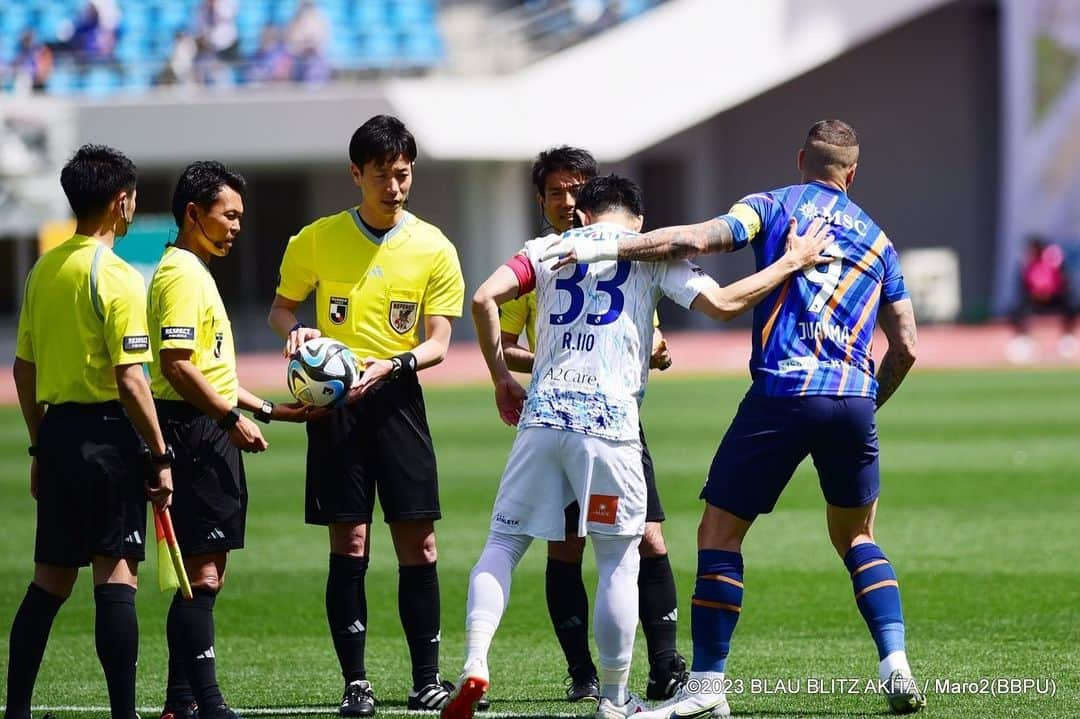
top-left (874, 298), bottom-right (917, 409)
top-left (543, 217), bottom-right (740, 268)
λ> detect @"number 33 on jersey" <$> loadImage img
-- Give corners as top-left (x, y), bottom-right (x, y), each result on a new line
top-left (508, 223), bottom-right (714, 442)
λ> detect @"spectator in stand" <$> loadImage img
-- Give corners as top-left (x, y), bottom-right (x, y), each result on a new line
top-left (193, 36), bottom-right (234, 87)
top-left (194, 0), bottom-right (239, 61)
top-left (10, 30), bottom-right (53, 94)
top-left (62, 0), bottom-right (121, 62)
top-left (286, 1), bottom-right (331, 85)
top-left (246, 26), bottom-right (294, 84)
top-left (1008, 236), bottom-right (1079, 362)
top-left (156, 31), bottom-right (198, 86)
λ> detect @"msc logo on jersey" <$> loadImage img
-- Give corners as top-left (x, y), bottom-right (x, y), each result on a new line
top-left (797, 200), bottom-right (870, 236)
top-left (389, 300), bottom-right (418, 334)
top-left (213, 332), bottom-right (224, 359)
top-left (329, 296), bottom-right (349, 325)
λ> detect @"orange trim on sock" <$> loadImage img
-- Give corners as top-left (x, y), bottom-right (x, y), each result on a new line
top-left (855, 579), bottom-right (898, 599)
top-left (692, 598), bottom-right (741, 613)
top-left (851, 559), bottom-right (890, 577)
top-left (698, 574), bottom-right (745, 589)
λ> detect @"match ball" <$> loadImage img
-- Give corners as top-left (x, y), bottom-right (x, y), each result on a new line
top-left (287, 338), bottom-right (359, 407)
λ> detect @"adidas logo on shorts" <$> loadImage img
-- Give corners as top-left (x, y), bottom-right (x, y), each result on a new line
top-left (124, 531), bottom-right (142, 545)
top-left (206, 528), bottom-right (226, 540)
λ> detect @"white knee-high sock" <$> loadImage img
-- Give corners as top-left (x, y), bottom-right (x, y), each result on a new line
top-left (592, 535), bottom-right (642, 703)
top-left (464, 531), bottom-right (532, 667)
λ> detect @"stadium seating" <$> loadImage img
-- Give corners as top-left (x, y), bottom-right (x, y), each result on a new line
top-left (0, 0), bottom-right (447, 95)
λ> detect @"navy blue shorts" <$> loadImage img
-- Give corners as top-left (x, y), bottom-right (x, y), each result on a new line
top-left (702, 393), bottom-right (880, 521)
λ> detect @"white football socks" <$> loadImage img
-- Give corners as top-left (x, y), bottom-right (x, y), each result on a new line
top-left (593, 535), bottom-right (641, 704)
top-left (463, 531), bottom-right (532, 668)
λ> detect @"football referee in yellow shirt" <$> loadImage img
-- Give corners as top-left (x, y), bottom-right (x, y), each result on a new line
top-left (148, 161), bottom-right (318, 719)
top-left (498, 146), bottom-right (687, 704)
top-left (4, 144), bottom-right (173, 719)
top-left (268, 115), bottom-right (465, 717)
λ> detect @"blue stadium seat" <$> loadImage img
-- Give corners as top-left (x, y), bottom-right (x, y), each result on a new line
top-left (357, 29), bottom-right (396, 70)
top-left (389, 0), bottom-right (434, 27)
top-left (45, 64), bottom-right (80, 95)
top-left (619, 0), bottom-right (651, 20)
top-left (0, 5), bottom-right (32, 37)
top-left (400, 27), bottom-right (443, 67)
top-left (83, 65), bottom-right (122, 97)
top-left (354, 0), bottom-right (387, 31)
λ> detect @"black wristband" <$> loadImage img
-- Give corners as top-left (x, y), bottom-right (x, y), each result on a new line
top-left (149, 444), bottom-right (175, 467)
top-left (289, 321), bottom-right (305, 334)
top-left (217, 408), bottom-right (241, 430)
top-left (254, 399), bottom-right (274, 424)
top-left (390, 352), bottom-right (418, 380)
top-left (28, 445), bottom-right (38, 457)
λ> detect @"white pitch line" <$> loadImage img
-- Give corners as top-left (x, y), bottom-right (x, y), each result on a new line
top-left (16, 707), bottom-right (584, 718)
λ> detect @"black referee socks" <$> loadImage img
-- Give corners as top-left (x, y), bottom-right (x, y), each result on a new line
top-left (327, 554), bottom-right (370, 682)
top-left (167, 588), bottom-right (225, 711)
top-left (4, 583), bottom-right (66, 719)
top-left (94, 583), bottom-right (139, 719)
top-left (398, 562), bottom-right (441, 689)
top-left (638, 554), bottom-right (680, 665)
top-left (546, 558), bottom-right (596, 679)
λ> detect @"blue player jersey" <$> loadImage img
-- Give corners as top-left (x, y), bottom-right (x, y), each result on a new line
top-left (716, 182), bottom-right (908, 398)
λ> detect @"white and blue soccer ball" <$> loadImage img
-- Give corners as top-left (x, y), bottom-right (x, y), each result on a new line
top-left (287, 338), bottom-right (359, 407)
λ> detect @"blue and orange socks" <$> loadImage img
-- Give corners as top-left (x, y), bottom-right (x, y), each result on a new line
top-left (844, 543), bottom-right (910, 679)
top-left (690, 549), bottom-right (743, 676)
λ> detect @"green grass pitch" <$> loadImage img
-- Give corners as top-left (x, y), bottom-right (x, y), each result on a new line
top-left (1, 369), bottom-right (1077, 718)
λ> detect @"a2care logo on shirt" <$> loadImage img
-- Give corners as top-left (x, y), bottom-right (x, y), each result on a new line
top-left (122, 335), bottom-right (150, 352)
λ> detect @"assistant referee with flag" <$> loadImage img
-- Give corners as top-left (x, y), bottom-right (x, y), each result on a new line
top-left (149, 161), bottom-right (319, 719)
top-left (4, 144), bottom-right (174, 719)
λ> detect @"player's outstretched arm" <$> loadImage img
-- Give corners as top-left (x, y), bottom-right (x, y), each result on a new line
top-left (543, 218), bottom-right (737, 268)
top-left (114, 363), bottom-right (173, 509)
top-left (874, 299), bottom-right (918, 409)
top-left (692, 218), bottom-right (834, 321)
top-left (473, 266), bottom-right (528, 426)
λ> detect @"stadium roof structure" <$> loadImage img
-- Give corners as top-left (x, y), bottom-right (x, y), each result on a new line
top-left (73, 0), bottom-right (952, 166)
top-left (388, 0), bottom-right (954, 161)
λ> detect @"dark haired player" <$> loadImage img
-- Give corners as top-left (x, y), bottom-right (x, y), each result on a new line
top-left (269, 115), bottom-right (465, 716)
top-left (150, 161), bottom-right (318, 719)
top-left (546, 120), bottom-right (925, 717)
top-left (446, 174), bottom-right (834, 719)
top-left (501, 146), bottom-right (687, 704)
top-left (5, 144), bottom-right (173, 719)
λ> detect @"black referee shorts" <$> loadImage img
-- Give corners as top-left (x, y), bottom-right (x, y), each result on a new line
top-left (157, 400), bottom-right (247, 556)
top-left (305, 373), bottom-right (439, 525)
top-left (562, 422), bottom-right (666, 535)
top-left (34, 401), bottom-right (148, 568)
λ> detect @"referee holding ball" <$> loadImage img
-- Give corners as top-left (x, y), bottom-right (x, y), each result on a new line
top-left (268, 115), bottom-right (465, 717)
top-left (149, 161), bottom-right (318, 719)
top-left (4, 144), bottom-right (173, 719)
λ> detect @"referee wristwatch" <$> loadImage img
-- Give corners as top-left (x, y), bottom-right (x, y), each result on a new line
top-left (218, 408), bottom-right (242, 430)
top-left (254, 400), bottom-right (274, 424)
top-left (149, 444), bottom-right (175, 466)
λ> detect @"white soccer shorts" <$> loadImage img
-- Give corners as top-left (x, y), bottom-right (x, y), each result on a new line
top-left (489, 426), bottom-right (646, 540)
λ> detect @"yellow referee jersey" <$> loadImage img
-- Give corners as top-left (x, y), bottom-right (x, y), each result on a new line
top-left (500, 290), bottom-right (659, 353)
top-left (15, 234), bottom-right (153, 404)
top-left (276, 209), bottom-right (465, 358)
top-left (147, 245), bottom-right (238, 405)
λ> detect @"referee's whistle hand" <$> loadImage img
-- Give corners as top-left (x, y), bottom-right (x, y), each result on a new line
top-left (285, 326), bottom-right (322, 357)
top-left (228, 416), bottom-right (269, 452)
top-left (147, 467), bottom-right (173, 510)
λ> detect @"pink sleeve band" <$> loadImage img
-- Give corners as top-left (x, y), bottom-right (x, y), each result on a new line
top-left (504, 254), bottom-right (536, 296)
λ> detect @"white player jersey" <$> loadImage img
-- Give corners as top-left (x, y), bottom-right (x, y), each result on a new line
top-left (517, 223), bottom-right (715, 441)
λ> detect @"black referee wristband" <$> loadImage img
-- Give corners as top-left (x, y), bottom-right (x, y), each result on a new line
top-left (254, 400), bottom-right (274, 424)
top-left (217, 408), bottom-right (241, 430)
top-left (289, 321), bottom-right (305, 334)
top-left (390, 352), bottom-right (418, 380)
top-left (28, 445), bottom-right (38, 457)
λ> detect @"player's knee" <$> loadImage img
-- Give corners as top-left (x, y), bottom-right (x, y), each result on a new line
top-left (639, 522), bottom-right (667, 558)
top-left (548, 536), bottom-right (586, 563)
top-left (192, 574), bottom-right (223, 593)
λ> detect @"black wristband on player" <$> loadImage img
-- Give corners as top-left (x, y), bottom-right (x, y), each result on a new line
top-left (390, 352), bottom-right (418, 380)
top-left (289, 321), bottom-right (305, 334)
top-left (254, 400), bottom-right (274, 424)
top-left (217, 408), bottom-right (241, 430)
